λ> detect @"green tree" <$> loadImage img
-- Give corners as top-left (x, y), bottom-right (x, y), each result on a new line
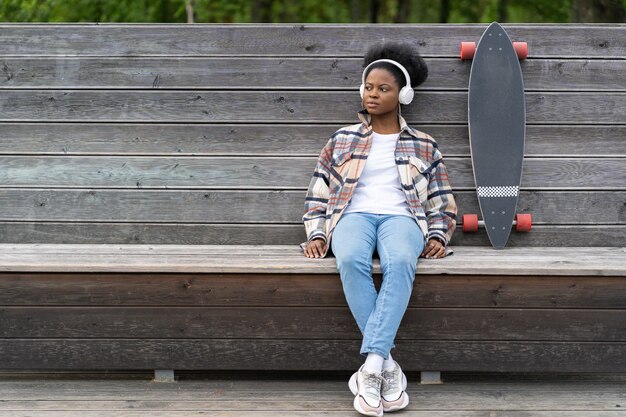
top-left (571, 0), bottom-right (626, 21)
top-left (1, 0), bottom-right (624, 23)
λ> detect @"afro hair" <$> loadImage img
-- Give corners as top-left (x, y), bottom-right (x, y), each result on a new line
top-left (363, 41), bottom-right (428, 90)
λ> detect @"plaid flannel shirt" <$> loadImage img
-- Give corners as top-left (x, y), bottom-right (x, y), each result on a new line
top-left (302, 110), bottom-right (457, 257)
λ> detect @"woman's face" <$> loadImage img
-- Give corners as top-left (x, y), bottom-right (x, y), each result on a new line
top-left (362, 68), bottom-right (400, 116)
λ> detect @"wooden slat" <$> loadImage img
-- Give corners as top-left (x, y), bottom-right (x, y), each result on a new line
top-left (2, 376), bottom-right (625, 417)
top-left (1, 123), bottom-right (624, 157)
top-left (2, 272), bottom-right (625, 308)
top-left (1, 156), bottom-right (625, 189)
top-left (2, 57), bottom-right (625, 91)
top-left (1, 339), bottom-right (626, 371)
top-left (0, 409), bottom-right (621, 417)
top-left (450, 225), bottom-right (626, 247)
top-left (1, 91), bottom-right (625, 124)
top-left (0, 412), bottom-right (508, 417)
top-left (0, 381), bottom-right (625, 410)
top-left (0, 411), bottom-right (620, 417)
top-left (0, 412), bottom-right (495, 417)
top-left (0, 402), bottom-right (621, 414)
top-left (0, 189), bottom-right (622, 225)
top-left (2, 375), bottom-right (626, 390)
top-left (0, 222), bottom-right (623, 247)
top-left (2, 306), bottom-right (625, 341)
top-left (0, 245), bottom-right (622, 275)
top-left (0, 403), bottom-right (621, 415)
top-left (1, 24), bottom-right (624, 58)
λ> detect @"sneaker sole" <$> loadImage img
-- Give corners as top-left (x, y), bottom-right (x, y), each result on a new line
top-left (349, 371), bottom-right (383, 417)
top-left (353, 394), bottom-right (384, 417)
top-left (348, 371), bottom-right (358, 395)
top-left (383, 391), bottom-right (409, 412)
top-left (382, 371), bottom-right (409, 412)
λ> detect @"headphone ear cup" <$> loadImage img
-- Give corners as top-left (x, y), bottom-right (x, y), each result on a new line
top-left (359, 83), bottom-right (365, 99)
top-left (398, 87), bottom-right (414, 105)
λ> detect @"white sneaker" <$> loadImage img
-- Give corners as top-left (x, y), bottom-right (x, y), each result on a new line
top-left (348, 365), bottom-right (384, 417)
top-left (381, 360), bottom-right (409, 412)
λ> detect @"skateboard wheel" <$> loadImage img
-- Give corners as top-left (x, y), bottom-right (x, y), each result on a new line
top-left (462, 214), bottom-right (479, 232)
top-left (460, 42), bottom-right (476, 60)
top-left (515, 213), bottom-right (532, 232)
top-left (513, 42), bottom-right (528, 60)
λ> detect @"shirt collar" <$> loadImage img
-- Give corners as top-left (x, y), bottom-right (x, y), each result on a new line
top-left (357, 109), bottom-right (417, 138)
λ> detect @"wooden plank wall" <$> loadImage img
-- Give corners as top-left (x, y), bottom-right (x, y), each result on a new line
top-left (2, 271), bottom-right (626, 372)
top-left (0, 24), bottom-right (625, 246)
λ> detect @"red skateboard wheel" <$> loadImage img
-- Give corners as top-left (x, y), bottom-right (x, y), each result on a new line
top-left (513, 42), bottom-right (528, 60)
top-left (462, 214), bottom-right (479, 232)
top-left (460, 42), bottom-right (476, 60)
top-left (515, 213), bottom-right (532, 232)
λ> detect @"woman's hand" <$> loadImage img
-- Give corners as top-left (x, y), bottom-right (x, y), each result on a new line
top-left (421, 238), bottom-right (446, 259)
top-left (304, 238), bottom-right (326, 258)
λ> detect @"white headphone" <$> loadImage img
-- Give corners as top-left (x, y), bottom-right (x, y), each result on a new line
top-left (360, 59), bottom-right (414, 105)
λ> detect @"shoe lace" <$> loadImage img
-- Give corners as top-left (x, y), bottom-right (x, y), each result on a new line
top-left (363, 373), bottom-right (383, 399)
top-left (382, 369), bottom-right (398, 392)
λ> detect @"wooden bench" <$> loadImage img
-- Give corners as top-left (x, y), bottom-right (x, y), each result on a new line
top-left (0, 23), bottom-right (625, 379)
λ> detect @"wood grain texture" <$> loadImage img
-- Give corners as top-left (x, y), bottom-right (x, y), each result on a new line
top-left (1, 91), bottom-right (625, 123)
top-left (0, 272), bottom-right (625, 309)
top-left (1, 124), bottom-right (624, 157)
top-left (0, 410), bottom-right (621, 417)
top-left (1, 24), bottom-right (624, 58)
top-left (0, 156), bottom-right (624, 189)
top-left (1, 57), bottom-right (624, 91)
top-left (1, 338), bottom-right (626, 371)
top-left (0, 244), bottom-right (622, 275)
top-left (2, 273), bottom-right (625, 308)
top-left (0, 222), bottom-right (624, 246)
top-left (0, 401), bottom-right (623, 415)
top-left (2, 306), bottom-right (625, 341)
top-left (0, 189), bottom-right (622, 225)
top-left (0, 377), bottom-right (625, 417)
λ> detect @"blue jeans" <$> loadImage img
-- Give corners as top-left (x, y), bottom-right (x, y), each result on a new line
top-left (331, 212), bottom-right (425, 360)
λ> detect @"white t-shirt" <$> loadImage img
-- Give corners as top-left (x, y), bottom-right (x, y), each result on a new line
top-left (344, 131), bottom-right (413, 218)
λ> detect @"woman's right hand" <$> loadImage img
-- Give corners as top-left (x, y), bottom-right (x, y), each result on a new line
top-left (304, 238), bottom-right (326, 258)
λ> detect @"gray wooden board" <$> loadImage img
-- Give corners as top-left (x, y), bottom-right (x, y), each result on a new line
top-left (0, 222), bottom-right (624, 247)
top-left (0, 396), bottom-right (624, 412)
top-left (2, 374), bottom-right (626, 388)
top-left (2, 272), bottom-right (625, 308)
top-left (0, 384), bottom-right (624, 411)
top-left (0, 244), bottom-right (622, 275)
top-left (0, 156), bottom-right (624, 189)
top-left (0, 412), bottom-right (623, 417)
top-left (1, 339), bottom-right (626, 371)
top-left (0, 124), bottom-right (624, 157)
top-left (2, 306), bottom-right (626, 341)
top-left (0, 91), bottom-right (625, 123)
top-left (0, 190), bottom-right (622, 225)
top-left (1, 371), bottom-right (625, 417)
top-left (0, 397), bottom-right (622, 411)
top-left (0, 24), bottom-right (624, 57)
top-left (1, 57), bottom-right (625, 91)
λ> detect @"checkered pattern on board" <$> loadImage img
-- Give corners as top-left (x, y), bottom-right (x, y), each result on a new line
top-left (477, 186), bottom-right (519, 198)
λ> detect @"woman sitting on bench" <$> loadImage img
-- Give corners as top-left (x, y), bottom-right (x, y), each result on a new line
top-left (302, 41), bottom-right (457, 416)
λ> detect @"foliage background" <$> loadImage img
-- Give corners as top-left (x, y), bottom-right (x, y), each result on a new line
top-left (1, 0), bottom-right (625, 23)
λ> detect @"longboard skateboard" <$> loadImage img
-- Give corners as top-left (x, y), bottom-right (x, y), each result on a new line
top-left (461, 22), bottom-right (532, 249)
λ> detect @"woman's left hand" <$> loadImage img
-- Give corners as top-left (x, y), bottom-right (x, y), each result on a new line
top-left (421, 238), bottom-right (446, 259)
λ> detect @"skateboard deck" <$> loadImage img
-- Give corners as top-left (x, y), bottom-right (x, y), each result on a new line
top-left (467, 22), bottom-right (526, 249)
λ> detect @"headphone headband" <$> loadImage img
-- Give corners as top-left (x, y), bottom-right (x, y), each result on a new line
top-left (360, 59), bottom-right (414, 105)
top-left (361, 59), bottom-right (412, 88)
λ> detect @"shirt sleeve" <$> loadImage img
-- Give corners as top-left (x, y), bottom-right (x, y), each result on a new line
top-left (302, 137), bottom-right (334, 243)
top-left (424, 147), bottom-right (458, 246)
